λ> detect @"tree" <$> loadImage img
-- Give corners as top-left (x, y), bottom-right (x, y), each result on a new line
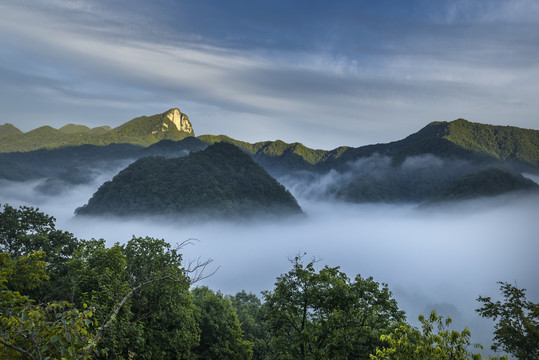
top-left (229, 291), bottom-right (270, 360)
top-left (476, 281), bottom-right (539, 360)
top-left (192, 286), bottom-right (253, 360)
top-left (371, 311), bottom-right (507, 360)
top-left (0, 252), bottom-right (95, 360)
top-left (0, 203), bottom-right (81, 301)
top-left (0, 204), bottom-right (213, 359)
top-left (263, 255), bottom-right (405, 360)
top-left (67, 237), bottom-right (206, 359)
top-left (121, 236), bottom-right (201, 360)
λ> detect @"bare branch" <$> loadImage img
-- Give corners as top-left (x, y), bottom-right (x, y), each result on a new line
top-left (184, 257), bottom-right (219, 285)
top-left (74, 239), bottom-right (216, 360)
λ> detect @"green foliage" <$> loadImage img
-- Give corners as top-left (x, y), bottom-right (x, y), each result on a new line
top-left (443, 119), bottom-right (539, 166)
top-left (0, 204), bottom-right (57, 256)
top-left (229, 291), bottom-right (270, 360)
top-left (0, 204), bottom-right (81, 300)
top-left (1, 204), bottom-right (536, 360)
top-left (0, 251), bottom-right (95, 360)
top-left (371, 311), bottom-right (508, 360)
top-left (263, 255), bottom-right (405, 360)
top-left (476, 282), bottom-right (539, 360)
top-left (76, 142), bottom-right (302, 217)
top-left (0, 251), bottom-right (49, 293)
top-left (122, 237), bottom-right (199, 360)
top-left (192, 286), bottom-right (253, 360)
top-left (0, 205), bottom-right (201, 359)
top-left (66, 236), bottom-right (200, 359)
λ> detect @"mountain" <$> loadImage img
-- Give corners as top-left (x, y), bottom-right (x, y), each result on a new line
top-left (58, 124), bottom-right (112, 134)
top-left (75, 142), bottom-right (302, 218)
top-left (403, 119), bottom-right (539, 166)
top-left (0, 123), bottom-right (23, 138)
top-left (0, 108), bottom-right (194, 152)
top-left (431, 168), bottom-right (539, 202)
top-left (2, 110), bottom-right (538, 205)
top-left (198, 119), bottom-right (539, 175)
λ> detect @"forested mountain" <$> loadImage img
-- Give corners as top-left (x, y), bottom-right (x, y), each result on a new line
top-left (75, 142), bottom-right (302, 218)
top-left (0, 123), bottom-right (23, 138)
top-left (0, 108), bottom-right (194, 152)
top-left (431, 167), bottom-right (539, 202)
top-left (1, 108), bottom-right (538, 205)
top-left (198, 119), bottom-right (539, 175)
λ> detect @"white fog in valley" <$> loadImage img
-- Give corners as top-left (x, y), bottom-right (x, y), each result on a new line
top-left (1, 173), bottom-right (538, 357)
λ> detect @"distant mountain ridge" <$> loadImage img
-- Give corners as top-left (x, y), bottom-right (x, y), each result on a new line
top-left (0, 108), bottom-right (194, 152)
top-left (1, 108), bottom-right (538, 206)
top-left (199, 119), bottom-right (539, 175)
top-left (2, 108), bottom-right (538, 170)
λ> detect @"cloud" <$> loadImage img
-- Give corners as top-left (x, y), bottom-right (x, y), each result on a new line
top-left (0, 1), bottom-right (538, 148)
top-left (1, 176), bottom-right (538, 356)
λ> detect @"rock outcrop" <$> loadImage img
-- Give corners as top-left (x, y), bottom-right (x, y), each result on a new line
top-left (165, 108), bottom-right (193, 134)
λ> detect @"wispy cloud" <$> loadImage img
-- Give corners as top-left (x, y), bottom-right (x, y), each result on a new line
top-left (1, 0), bottom-right (538, 148)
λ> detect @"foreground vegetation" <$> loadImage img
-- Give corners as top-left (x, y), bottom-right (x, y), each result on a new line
top-left (1, 204), bottom-right (537, 359)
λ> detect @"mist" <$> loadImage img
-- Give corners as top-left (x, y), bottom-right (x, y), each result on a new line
top-left (1, 174), bottom-right (538, 357)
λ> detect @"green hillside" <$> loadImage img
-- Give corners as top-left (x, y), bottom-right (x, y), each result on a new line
top-left (0, 108), bottom-right (194, 152)
top-left (400, 119), bottom-right (539, 165)
top-left (76, 142), bottom-right (302, 218)
top-left (198, 135), bottom-right (332, 174)
top-left (2, 109), bottom-right (537, 172)
top-left (433, 168), bottom-right (539, 202)
top-left (59, 124), bottom-right (92, 134)
top-left (0, 123), bottom-right (23, 138)
top-left (442, 119), bottom-right (539, 165)
top-left (200, 119), bottom-right (539, 174)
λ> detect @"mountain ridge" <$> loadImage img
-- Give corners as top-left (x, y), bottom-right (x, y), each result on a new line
top-left (2, 109), bottom-right (538, 205)
top-left (2, 108), bottom-right (538, 170)
top-left (0, 108), bottom-right (194, 152)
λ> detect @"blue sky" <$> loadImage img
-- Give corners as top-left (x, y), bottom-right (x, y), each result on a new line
top-left (1, 0), bottom-right (538, 148)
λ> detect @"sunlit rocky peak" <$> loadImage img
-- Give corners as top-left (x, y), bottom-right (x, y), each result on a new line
top-left (165, 108), bottom-right (193, 134)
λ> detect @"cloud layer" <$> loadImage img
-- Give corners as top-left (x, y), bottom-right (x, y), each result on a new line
top-left (1, 0), bottom-right (538, 148)
top-left (1, 171), bottom-right (538, 355)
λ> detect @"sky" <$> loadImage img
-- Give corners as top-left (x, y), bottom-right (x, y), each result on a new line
top-left (1, 0), bottom-right (538, 149)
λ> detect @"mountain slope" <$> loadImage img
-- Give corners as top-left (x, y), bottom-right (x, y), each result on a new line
top-left (0, 123), bottom-right (23, 138)
top-left (440, 119), bottom-right (539, 165)
top-left (432, 168), bottom-right (539, 202)
top-left (0, 108), bottom-right (194, 152)
top-left (198, 119), bottom-right (539, 175)
top-left (75, 142), bottom-right (302, 218)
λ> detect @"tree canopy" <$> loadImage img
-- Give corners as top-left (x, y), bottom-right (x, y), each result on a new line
top-left (262, 255), bottom-right (406, 359)
top-left (476, 282), bottom-right (539, 360)
top-left (1, 204), bottom-right (532, 359)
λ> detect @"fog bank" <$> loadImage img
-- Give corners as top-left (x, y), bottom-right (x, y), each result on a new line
top-left (1, 178), bottom-right (538, 356)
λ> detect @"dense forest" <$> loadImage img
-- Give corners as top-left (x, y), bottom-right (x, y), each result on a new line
top-left (75, 142), bottom-right (303, 218)
top-left (2, 204), bottom-right (537, 359)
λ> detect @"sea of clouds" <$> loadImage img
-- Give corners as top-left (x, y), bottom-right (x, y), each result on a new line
top-left (1, 168), bottom-right (538, 357)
